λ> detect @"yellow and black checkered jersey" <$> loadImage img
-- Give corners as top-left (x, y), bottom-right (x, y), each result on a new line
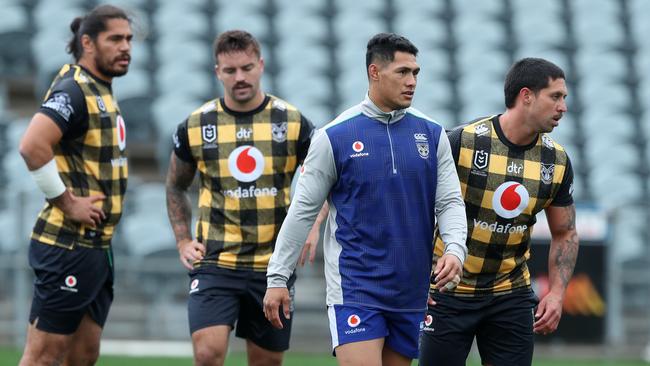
top-left (31, 64), bottom-right (128, 249)
top-left (431, 115), bottom-right (574, 296)
top-left (173, 95), bottom-right (315, 271)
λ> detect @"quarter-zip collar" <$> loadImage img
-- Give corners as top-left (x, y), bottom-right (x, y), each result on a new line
top-left (361, 93), bottom-right (407, 124)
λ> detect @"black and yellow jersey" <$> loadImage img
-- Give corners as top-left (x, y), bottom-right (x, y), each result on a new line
top-left (173, 95), bottom-right (314, 271)
top-left (431, 115), bottom-right (573, 296)
top-left (32, 64), bottom-right (128, 249)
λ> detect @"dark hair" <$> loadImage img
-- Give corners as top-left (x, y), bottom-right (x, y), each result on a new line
top-left (213, 30), bottom-right (261, 62)
top-left (366, 33), bottom-right (418, 71)
top-left (67, 4), bottom-right (130, 61)
top-left (504, 57), bottom-right (565, 108)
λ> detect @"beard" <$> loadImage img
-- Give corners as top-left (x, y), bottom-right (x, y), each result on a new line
top-left (95, 54), bottom-right (129, 78)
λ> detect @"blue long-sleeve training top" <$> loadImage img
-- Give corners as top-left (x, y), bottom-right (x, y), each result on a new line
top-left (267, 95), bottom-right (467, 312)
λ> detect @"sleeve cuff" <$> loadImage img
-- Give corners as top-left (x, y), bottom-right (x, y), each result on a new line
top-left (444, 242), bottom-right (466, 265)
top-left (267, 274), bottom-right (289, 288)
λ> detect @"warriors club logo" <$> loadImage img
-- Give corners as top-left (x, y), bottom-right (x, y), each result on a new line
top-left (228, 145), bottom-right (265, 182)
top-left (414, 133), bottom-right (429, 159)
top-left (116, 115), bottom-right (126, 151)
top-left (541, 164), bottom-right (555, 184)
top-left (492, 181), bottom-right (530, 219)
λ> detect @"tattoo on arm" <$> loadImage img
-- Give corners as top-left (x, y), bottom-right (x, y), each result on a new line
top-left (165, 154), bottom-right (197, 244)
top-left (552, 205), bottom-right (579, 289)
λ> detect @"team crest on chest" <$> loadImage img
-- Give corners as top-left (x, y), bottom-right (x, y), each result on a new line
top-left (540, 163), bottom-right (555, 184)
top-left (202, 125), bottom-right (217, 143)
top-left (414, 133), bottom-right (429, 159)
top-left (272, 122), bottom-right (288, 143)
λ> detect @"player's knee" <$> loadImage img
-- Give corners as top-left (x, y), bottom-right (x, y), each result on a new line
top-left (20, 349), bottom-right (66, 366)
top-left (65, 343), bottom-right (100, 366)
top-left (249, 352), bottom-right (283, 366)
top-left (193, 344), bottom-right (226, 366)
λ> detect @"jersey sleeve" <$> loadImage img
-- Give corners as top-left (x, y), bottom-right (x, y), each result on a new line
top-left (296, 114), bottom-right (316, 164)
top-left (435, 130), bottom-right (468, 263)
top-left (550, 155), bottom-right (574, 206)
top-left (172, 119), bottom-right (195, 163)
top-left (38, 77), bottom-right (88, 139)
top-left (267, 128), bottom-right (337, 286)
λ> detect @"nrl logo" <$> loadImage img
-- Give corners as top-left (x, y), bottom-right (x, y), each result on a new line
top-left (272, 122), bottom-right (288, 143)
top-left (541, 163), bottom-right (555, 184)
top-left (414, 133), bottom-right (429, 159)
top-left (202, 125), bottom-right (217, 143)
top-left (473, 150), bottom-right (489, 170)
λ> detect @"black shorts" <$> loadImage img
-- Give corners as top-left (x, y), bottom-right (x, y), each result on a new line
top-left (419, 289), bottom-right (538, 366)
top-left (187, 266), bottom-right (296, 352)
top-left (28, 240), bottom-right (114, 335)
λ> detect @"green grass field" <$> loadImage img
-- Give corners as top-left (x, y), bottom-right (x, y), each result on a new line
top-left (1, 347), bottom-right (647, 366)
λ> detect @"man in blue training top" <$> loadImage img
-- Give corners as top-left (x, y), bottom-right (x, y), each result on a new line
top-left (263, 33), bottom-right (468, 366)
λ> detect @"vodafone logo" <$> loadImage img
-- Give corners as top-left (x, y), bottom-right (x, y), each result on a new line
top-left (65, 275), bottom-right (77, 288)
top-left (492, 181), bottom-right (529, 219)
top-left (352, 141), bottom-right (364, 152)
top-left (189, 278), bottom-right (200, 294)
top-left (116, 115), bottom-right (126, 151)
top-left (347, 314), bottom-right (361, 328)
top-left (425, 314), bottom-right (433, 326)
top-left (228, 145), bottom-right (265, 182)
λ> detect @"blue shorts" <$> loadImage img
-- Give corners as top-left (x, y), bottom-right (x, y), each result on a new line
top-left (327, 304), bottom-right (424, 359)
top-left (28, 240), bottom-right (114, 334)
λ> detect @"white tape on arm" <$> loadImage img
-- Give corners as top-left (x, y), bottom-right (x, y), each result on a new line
top-left (30, 159), bottom-right (66, 199)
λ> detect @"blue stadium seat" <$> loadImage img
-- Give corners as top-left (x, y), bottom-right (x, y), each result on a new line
top-left (0, 4), bottom-right (27, 33)
top-left (120, 182), bottom-right (175, 258)
top-left (155, 39), bottom-right (209, 68)
top-left (512, 0), bottom-right (563, 52)
top-left (155, 4), bottom-right (207, 38)
top-left (151, 94), bottom-right (203, 141)
top-left (157, 66), bottom-right (211, 100)
top-left (216, 4), bottom-right (266, 37)
top-left (113, 68), bottom-right (151, 101)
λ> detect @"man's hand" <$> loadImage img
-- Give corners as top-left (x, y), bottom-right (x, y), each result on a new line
top-left (52, 190), bottom-right (106, 228)
top-left (434, 253), bottom-right (463, 293)
top-left (298, 225), bottom-right (319, 266)
top-left (177, 239), bottom-right (205, 270)
top-left (534, 292), bottom-right (563, 335)
top-left (263, 287), bottom-right (291, 329)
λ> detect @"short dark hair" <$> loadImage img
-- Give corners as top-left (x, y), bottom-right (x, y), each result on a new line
top-left (67, 4), bottom-right (131, 61)
top-left (504, 57), bottom-right (565, 108)
top-left (213, 30), bottom-right (261, 62)
top-left (366, 33), bottom-right (418, 71)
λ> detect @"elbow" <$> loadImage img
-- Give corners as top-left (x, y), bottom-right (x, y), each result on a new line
top-left (18, 139), bottom-right (35, 162)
